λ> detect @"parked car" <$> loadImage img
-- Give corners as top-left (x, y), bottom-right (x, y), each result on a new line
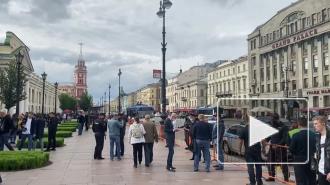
top-left (223, 124), bottom-right (245, 155)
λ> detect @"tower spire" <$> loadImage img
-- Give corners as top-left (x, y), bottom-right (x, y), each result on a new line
top-left (79, 42), bottom-right (83, 57)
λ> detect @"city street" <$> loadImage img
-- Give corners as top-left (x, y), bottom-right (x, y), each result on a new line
top-left (1, 128), bottom-right (284, 185)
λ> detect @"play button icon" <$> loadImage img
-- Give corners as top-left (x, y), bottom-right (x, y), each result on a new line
top-left (249, 116), bottom-right (279, 147)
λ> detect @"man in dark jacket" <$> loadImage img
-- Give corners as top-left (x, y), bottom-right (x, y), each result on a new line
top-left (0, 111), bottom-right (14, 151)
top-left (46, 113), bottom-right (59, 151)
top-left (77, 111), bottom-right (86, 136)
top-left (92, 113), bottom-right (107, 160)
top-left (193, 114), bottom-right (212, 172)
top-left (212, 116), bottom-right (225, 170)
top-left (266, 113), bottom-right (289, 182)
top-left (313, 116), bottom-right (330, 185)
top-left (33, 114), bottom-right (46, 151)
top-left (119, 114), bottom-right (127, 156)
top-left (189, 113), bottom-right (198, 160)
top-left (164, 113), bottom-right (178, 172)
top-left (290, 117), bottom-right (316, 185)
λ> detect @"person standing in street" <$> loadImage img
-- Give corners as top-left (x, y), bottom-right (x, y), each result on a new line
top-left (45, 112), bottom-right (59, 151)
top-left (142, 114), bottom-right (158, 167)
top-left (119, 113), bottom-right (127, 156)
top-left (164, 113), bottom-right (178, 172)
top-left (192, 114), bottom-right (212, 172)
top-left (212, 115), bottom-right (225, 171)
top-left (107, 114), bottom-right (123, 161)
top-left (18, 112), bottom-right (36, 151)
top-left (0, 110), bottom-right (14, 151)
top-left (92, 113), bottom-right (107, 160)
top-left (239, 114), bottom-right (263, 185)
top-left (289, 117), bottom-right (316, 185)
top-left (128, 117), bottom-right (146, 168)
top-left (78, 111), bottom-right (86, 136)
top-left (313, 116), bottom-right (330, 185)
top-left (189, 113), bottom-right (198, 160)
top-left (33, 114), bottom-right (46, 151)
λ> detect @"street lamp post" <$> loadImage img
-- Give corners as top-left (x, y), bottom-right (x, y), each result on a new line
top-left (15, 51), bottom-right (24, 115)
top-left (118, 69), bottom-right (122, 113)
top-left (54, 82), bottom-right (58, 114)
top-left (104, 91), bottom-right (106, 113)
top-left (108, 83), bottom-right (111, 114)
top-left (156, 0), bottom-right (172, 115)
top-left (282, 65), bottom-right (292, 120)
top-left (41, 72), bottom-right (47, 115)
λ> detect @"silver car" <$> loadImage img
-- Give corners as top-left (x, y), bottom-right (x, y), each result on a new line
top-left (222, 124), bottom-right (245, 155)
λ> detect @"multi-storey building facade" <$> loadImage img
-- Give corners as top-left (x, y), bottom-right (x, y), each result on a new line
top-left (0, 31), bottom-right (59, 114)
top-left (136, 83), bottom-right (160, 112)
top-left (207, 56), bottom-right (249, 115)
top-left (248, 0), bottom-right (330, 115)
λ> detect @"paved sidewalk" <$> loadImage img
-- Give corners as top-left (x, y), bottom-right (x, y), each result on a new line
top-left (1, 129), bottom-right (281, 185)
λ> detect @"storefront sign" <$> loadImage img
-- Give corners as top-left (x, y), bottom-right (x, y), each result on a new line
top-left (272, 28), bottom-right (318, 50)
top-left (153, 69), bottom-right (161, 79)
top-left (307, 89), bottom-right (330, 95)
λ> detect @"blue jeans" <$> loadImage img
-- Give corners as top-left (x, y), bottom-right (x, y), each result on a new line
top-left (19, 134), bottom-right (33, 151)
top-left (78, 122), bottom-right (84, 135)
top-left (194, 139), bottom-right (211, 171)
top-left (109, 135), bottom-right (121, 160)
top-left (217, 140), bottom-right (224, 169)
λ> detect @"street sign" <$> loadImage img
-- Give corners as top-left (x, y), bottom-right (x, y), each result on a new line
top-left (153, 69), bottom-right (161, 79)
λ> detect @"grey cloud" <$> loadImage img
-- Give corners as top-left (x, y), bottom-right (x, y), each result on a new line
top-left (29, 0), bottom-right (72, 22)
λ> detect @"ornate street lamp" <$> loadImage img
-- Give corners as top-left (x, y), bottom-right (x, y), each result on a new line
top-left (156, 0), bottom-right (172, 115)
top-left (54, 82), bottom-right (58, 113)
top-left (15, 51), bottom-right (24, 114)
top-left (118, 68), bottom-right (122, 113)
top-left (108, 83), bottom-right (111, 114)
top-left (41, 72), bottom-right (47, 115)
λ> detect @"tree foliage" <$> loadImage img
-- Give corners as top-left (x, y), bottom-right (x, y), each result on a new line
top-left (0, 61), bottom-right (27, 110)
top-left (58, 93), bottom-right (76, 111)
top-left (79, 92), bottom-right (93, 111)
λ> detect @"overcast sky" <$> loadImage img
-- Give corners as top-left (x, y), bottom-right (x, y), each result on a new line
top-left (0, 0), bottom-right (297, 102)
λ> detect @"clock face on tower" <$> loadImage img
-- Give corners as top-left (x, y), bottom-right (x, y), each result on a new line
top-left (79, 73), bottom-right (82, 78)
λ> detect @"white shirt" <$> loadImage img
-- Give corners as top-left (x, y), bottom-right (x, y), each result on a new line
top-left (319, 135), bottom-right (326, 174)
top-left (128, 123), bottom-right (146, 144)
top-left (23, 118), bottom-right (32, 135)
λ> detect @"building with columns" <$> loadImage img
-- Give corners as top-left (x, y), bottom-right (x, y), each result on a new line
top-left (0, 31), bottom-right (59, 114)
top-left (207, 56), bottom-right (249, 115)
top-left (58, 44), bottom-right (88, 99)
top-left (248, 0), bottom-right (330, 116)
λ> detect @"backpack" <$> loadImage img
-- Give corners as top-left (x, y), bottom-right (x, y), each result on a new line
top-left (131, 124), bottom-right (143, 139)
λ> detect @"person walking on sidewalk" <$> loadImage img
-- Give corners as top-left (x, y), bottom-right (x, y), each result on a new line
top-left (142, 114), bottom-right (158, 167)
top-left (192, 114), bottom-right (212, 172)
top-left (128, 117), bottom-right (146, 168)
top-left (45, 113), bottom-right (59, 151)
top-left (92, 113), bottom-right (107, 160)
top-left (107, 114), bottom-right (123, 161)
top-left (313, 116), bottom-right (330, 185)
top-left (18, 112), bottom-right (36, 151)
top-left (33, 114), bottom-right (46, 150)
top-left (77, 111), bottom-right (86, 136)
top-left (164, 113), bottom-right (179, 172)
top-left (212, 115), bottom-right (225, 171)
top-left (119, 113), bottom-right (127, 156)
top-left (0, 110), bottom-right (14, 151)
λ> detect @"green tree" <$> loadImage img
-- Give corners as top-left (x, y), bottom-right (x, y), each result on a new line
top-left (58, 93), bottom-right (77, 111)
top-left (0, 61), bottom-right (26, 111)
top-left (78, 92), bottom-right (93, 112)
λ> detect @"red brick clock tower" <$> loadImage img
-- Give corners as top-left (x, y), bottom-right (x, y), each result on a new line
top-left (74, 43), bottom-right (87, 98)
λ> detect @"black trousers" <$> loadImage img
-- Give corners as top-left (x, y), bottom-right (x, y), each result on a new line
top-left (94, 133), bottom-right (104, 159)
top-left (267, 147), bottom-right (289, 180)
top-left (120, 134), bottom-right (125, 156)
top-left (132, 143), bottom-right (143, 165)
top-left (47, 128), bottom-right (56, 149)
top-left (293, 163), bottom-right (316, 185)
top-left (166, 135), bottom-right (175, 168)
top-left (318, 173), bottom-right (330, 185)
top-left (144, 143), bottom-right (154, 165)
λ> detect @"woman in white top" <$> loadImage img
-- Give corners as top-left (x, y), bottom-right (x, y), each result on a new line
top-left (128, 117), bottom-right (146, 168)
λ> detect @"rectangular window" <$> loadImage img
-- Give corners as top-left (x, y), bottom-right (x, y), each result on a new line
top-left (324, 75), bottom-right (329, 86)
top-left (302, 17), bottom-right (306, 29)
top-left (313, 76), bottom-right (319, 87)
top-left (252, 56), bottom-right (256, 66)
top-left (266, 67), bottom-right (270, 80)
top-left (274, 83), bottom-right (277, 92)
top-left (253, 70), bottom-right (257, 80)
top-left (324, 53), bottom-right (329, 70)
top-left (304, 57), bottom-right (309, 74)
top-left (228, 82), bottom-right (231, 91)
top-left (304, 78), bottom-right (309, 88)
top-left (292, 80), bottom-right (297, 90)
top-left (243, 79), bottom-right (246, 90)
top-left (312, 14), bottom-right (317, 25)
top-left (292, 60), bottom-right (296, 76)
top-left (238, 66), bottom-right (240, 73)
top-left (261, 85), bottom-right (264, 93)
top-left (260, 68), bottom-right (264, 81)
top-left (273, 65), bottom-right (277, 79)
top-left (322, 9), bottom-right (327, 21)
top-left (233, 67), bottom-right (236, 74)
top-left (313, 96), bottom-right (319, 107)
top-left (238, 80), bottom-right (241, 91)
top-left (313, 55), bottom-right (318, 73)
top-left (243, 64), bottom-right (246, 71)
top-left (324, 96), bottom-right (330, 107)
top-left (281, 82), bottom-right (285, 91)
top-left (267, 84), bottom-right (270, 93)
top-left (233, 81), bottom-right (236, 91)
